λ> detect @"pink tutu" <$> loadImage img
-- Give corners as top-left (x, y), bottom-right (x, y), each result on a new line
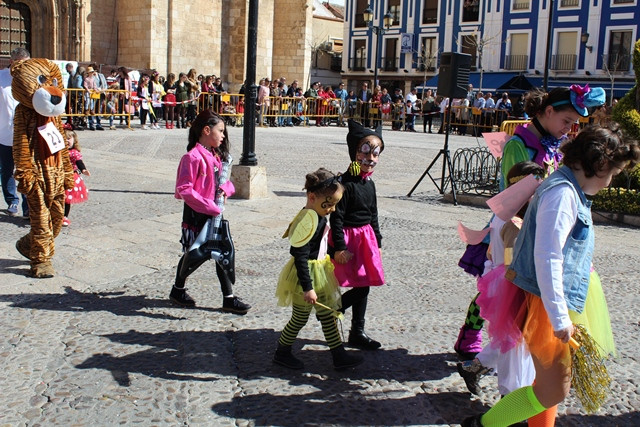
top-left (476, 264), bottom-right (526, 353)
top-left (329, 224), bottom-right (385, 287)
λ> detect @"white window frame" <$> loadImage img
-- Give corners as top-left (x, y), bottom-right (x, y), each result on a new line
top-left (558, 0), bottom-right (581, 9)
top-left (460, 0), bottom-right (482, 25)
top-left (505, 30), bottom-right (532, 70)
top-left (610, 0), bottom-right (637, 7)
top-left (603, 26), bottom-right (637, 72)
top-left (420, 0), bottom-right (440, 26)
top-left (511, 0), bottom-right (532, 13)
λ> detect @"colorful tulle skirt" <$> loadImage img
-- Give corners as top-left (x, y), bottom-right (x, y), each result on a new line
top-left (65, 172), bottom-right (88, 204)
top-left (275, 255), bottom-right (342, 310)
top-left (329, 224), bottom-right (385, 287)
top-left (478, 268), bottom-right (615, 369)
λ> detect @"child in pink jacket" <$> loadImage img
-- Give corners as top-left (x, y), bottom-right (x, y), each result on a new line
top-left (170, 110), bottom-right (251, 315)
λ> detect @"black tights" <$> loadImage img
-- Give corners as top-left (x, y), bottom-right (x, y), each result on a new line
top-left (174, 256), bottom-right (233, 297)
top-left (341, 286), bottom-right (370, 323)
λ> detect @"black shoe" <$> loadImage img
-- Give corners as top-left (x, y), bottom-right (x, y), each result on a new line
top-left (331, 345), bottom-right (363, 370)
top-left (457, 359), bottom-right (492, 395)
top-left (461, 414), bottom-right (484, 427)
top-left (96, 125), bottom-right (104, 130)
top-left (348, 329), bottom-right (381, 350)
top-left (89, 126), bottom-right (96, 131)
top-left (169, 286), bottom-right (196, 307)
top-left (222, 296), bottom-right (250, 315)
top-left (273, 343), bottom-right (304, 369)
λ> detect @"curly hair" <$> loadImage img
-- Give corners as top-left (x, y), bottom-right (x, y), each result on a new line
top-left (304, 168), bottom-right (343, 197)
top-left (560, 123), bottom-right (640, 177)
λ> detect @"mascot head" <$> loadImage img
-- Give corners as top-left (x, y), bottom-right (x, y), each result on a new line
top-left (11, 58), bottom-right (66, 117)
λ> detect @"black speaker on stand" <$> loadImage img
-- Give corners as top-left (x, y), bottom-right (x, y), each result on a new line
top-left (407, 52), bottom-right (471, 205)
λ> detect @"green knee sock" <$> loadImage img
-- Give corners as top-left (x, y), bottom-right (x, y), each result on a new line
top-left (480, 386), bottom-right (546, 427)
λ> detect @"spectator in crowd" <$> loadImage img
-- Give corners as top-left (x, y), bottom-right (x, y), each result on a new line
top-left (67, 63), bottom-right (85, 129)
top-left (380, 87), bottom-right (392, 123)
top-left (0, 47), bottom-right (30, 218)
top-left (512, 93), bottom-right (527, 119)
top-left (89, 62), bottom-right (108, 127)
top-left (83, 66), bottom-right (104, 131)
top-left (257, 78), bottom-right (270, 127)
top-left (175, 72), bottom-right (189, 128)
top-left (117, 67), bottom-right (132, 127)
top-left (163, 73), bottom-right (177, 129)
top-left (279, 77), bottom-right (288, 95)
top-left (150, 71), bottom-right (165, 124)
top-left (347, 90), bottom-right (357, 119)
top-left (466, 83), bottom-right (475, 106)
top-left (391, 87), bottom-right (404, 105)
top-left (286, 80), bottom-right (299, 98)
top-left (186, 68), bottom-right (199, 126)
top-left (370, 85), bottom-right (382, 128)
top-left (334, 82), bottom-right (348, 126)
top-left (495, 92), bottom-right (512, 127)
top-left (421, 89), bottom-right (436, 133)
top-left (405, 88), bottom-right (420, 131)
top-left (357, 82), bottom-right (371, 127)
top-left (438, 95), bottom-right (450, 134)
top-left (483, 92), bottom-right (496, 128)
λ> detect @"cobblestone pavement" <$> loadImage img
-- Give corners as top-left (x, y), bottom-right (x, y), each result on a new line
top-left (0, 123), bottom-right (639, 426)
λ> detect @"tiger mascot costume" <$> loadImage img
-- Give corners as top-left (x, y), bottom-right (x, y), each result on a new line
top-left (12, 58), bottom-right (73, 278)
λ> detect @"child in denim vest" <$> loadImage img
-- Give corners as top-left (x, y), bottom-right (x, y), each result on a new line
top-left (463, 124), bottom-right (639, 427)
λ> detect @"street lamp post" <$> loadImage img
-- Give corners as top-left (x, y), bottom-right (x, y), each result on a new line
top-left (543, 0), bottom-right (555, 91)
top-left (363, 5), bottom-right (392, 87)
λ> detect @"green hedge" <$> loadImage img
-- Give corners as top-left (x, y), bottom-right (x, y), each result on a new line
top-left (591, 187), bottom-right (640, 215)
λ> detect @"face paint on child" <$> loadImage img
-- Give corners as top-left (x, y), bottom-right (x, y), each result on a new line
top-left (356, 136), bottom-right (382, 172)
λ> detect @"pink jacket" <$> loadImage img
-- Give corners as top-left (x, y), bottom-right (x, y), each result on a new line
top-left (175, 143), bottom-right (235, 216)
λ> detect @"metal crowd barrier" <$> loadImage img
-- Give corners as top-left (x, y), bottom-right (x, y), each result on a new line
top-left (62, 88), bottom-right (134, 127)
top-left (62, 90), bottom-right (600, 135)
top-left (451, 146), bottom-right (501, 195)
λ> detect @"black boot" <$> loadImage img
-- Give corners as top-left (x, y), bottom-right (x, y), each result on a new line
top-left (169, 286), bottom-right (195, 307)
top-left (331, 345), bottom-right (363, 370)
top-left (348, 320), bottom-right (381, 350)
top-left (273, 342), bottom-right (304, 369)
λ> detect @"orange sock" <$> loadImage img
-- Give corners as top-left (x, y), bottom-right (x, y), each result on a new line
top-left (527, 405), bottom-right (558, 427)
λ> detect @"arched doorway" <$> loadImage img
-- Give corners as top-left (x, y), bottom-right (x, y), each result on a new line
top-left (0, 0), bottom-right (31, 60)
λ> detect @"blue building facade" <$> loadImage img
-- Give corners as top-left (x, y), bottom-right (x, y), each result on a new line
top-left (342, 0), bottom-right (638, 99)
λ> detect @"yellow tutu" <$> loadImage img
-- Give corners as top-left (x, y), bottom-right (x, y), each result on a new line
top-left (275, 254), bottom-right (342, 310)
top-left (569, 271), bottom-right (616, 358)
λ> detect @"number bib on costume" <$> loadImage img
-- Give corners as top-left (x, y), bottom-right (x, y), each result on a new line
top-left (38, 122), bottom-right (65, 154)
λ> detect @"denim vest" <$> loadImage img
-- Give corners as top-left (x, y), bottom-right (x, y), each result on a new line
top-left (506, 166), bottom-right (594, 313)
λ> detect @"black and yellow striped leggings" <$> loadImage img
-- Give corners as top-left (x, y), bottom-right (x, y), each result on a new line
top-left (278, 303), bottom-right (342, 349)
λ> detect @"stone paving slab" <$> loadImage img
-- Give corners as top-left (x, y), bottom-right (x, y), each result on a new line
top-left (0, 124), bottom-right (638, 426)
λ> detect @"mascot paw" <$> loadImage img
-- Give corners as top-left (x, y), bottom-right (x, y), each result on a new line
top-left (30, 261), bottom-right (55, 279)
top-left (15, 235), bottom-right (32, 260)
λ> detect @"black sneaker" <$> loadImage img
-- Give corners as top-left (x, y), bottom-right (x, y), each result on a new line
top-left (169, 287), bottom-right (196, 307)
top-left (222, 296), bottom-right (250, 315)
top-left (457, 359), bottom-right (493, 395)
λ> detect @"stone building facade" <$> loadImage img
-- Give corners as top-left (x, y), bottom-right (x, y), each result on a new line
top-left (2, 0), bottom-right (326, 91)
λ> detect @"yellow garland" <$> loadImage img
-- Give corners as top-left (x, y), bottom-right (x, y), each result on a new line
top-left (570, 324), bottom-right (612, 414)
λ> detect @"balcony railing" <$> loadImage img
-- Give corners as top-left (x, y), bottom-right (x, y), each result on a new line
top-left (512, 0), bottom-right (530, 10)
top-left (560, 0), bottom-right (579, 6)
top-left (603, 53), bottom-right (631, 71)
top-left (351, 56), bottom-right (367, 71)
top-left (551, 54), bottom-right (577, 71)
top-left (418, 57), bottom-right (437, 72)
top-left (382, 57), bottom-right (398, 71)
top-left (331, 56), bottom-right (342, 72)
top-left (504, 55), bottom-right (528, 70)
